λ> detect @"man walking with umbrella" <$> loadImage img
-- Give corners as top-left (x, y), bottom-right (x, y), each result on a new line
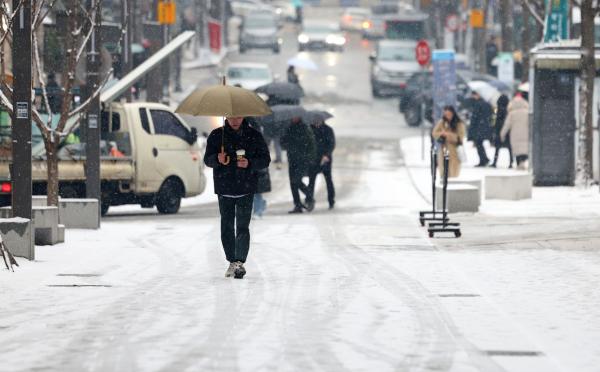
top-left (307, 112), bottom-right (336, 210)
top-left (204, 117), bottom-right (271, 278)
top-left (177, 82), bottom-right (272, 279)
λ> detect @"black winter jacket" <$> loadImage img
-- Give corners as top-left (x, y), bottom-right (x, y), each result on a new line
top-left (468, 98), bottom-right (493, 141)
top-left (281, 121), bottom-right (317, 170)
top-left (204, 120), bottom-right (271, 195)
top-left (310, 123), bottom-right (335, 160)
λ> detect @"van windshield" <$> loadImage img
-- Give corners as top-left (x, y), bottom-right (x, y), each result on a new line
top-left (385, 20), bottom-right (425, 40)
top-left (245, 16), bottom-right (276, 29)
top-left (228, 67), bottom-right (271, 80)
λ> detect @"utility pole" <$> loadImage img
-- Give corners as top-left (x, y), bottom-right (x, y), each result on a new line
top-left (121, 0), bottom-right (133, 101)
top-left (84, 0), bottom-right (102, 206)
top-left (11, 0), bottom-right (32, 219)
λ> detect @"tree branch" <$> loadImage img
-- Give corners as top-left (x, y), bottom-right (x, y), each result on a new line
top-left (521, 0), bottom-right (545, 26)
top-left (68, 68), bottom-right (113, 118)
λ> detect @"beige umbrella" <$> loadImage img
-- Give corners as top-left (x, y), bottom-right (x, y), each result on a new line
top-left (175, 78), bottom-right (271, 164)
top-left (175, 83), bottom-right (272, 117)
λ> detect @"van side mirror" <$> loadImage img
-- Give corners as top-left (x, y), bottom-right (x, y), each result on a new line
top-left (369, 53), bottom-right (376, 62)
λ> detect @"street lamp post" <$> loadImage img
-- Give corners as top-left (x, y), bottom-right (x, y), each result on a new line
top-left (84, 0), bottom-right (102, 210)
top-left (11, 0), bottom-right (32, 219)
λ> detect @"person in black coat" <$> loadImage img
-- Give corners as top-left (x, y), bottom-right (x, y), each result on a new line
top-left (491, 94), bottom-right (513, 168)
top-left (280, 117), bottom-right (317, 213)
top-left (468, 91), bottom-right (492, 166)
top-left (204, 117), bottom-right (271, 279)
top-left (307, 119), bottom-right (336, 209)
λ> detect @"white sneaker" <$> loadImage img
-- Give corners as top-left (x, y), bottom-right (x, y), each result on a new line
top-left (225, 262), bottom-right (236, 278)
top-left (233, 261), bottom-right (246, 279)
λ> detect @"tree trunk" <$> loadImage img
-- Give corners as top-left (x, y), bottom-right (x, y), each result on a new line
top-left (522, 5), bottom-right (531, 82)
top-left (577, 0), bottom-right (596, 186)
top-left (478, 0), bottom-right (491, 73)
top-left (44, 134), bottom-right (60, 206)
top-left (499, 0), bottom-right (513, 51)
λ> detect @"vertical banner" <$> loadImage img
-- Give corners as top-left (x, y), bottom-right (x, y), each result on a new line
top-left (208, 20), bottom-right (222, 53)
top-left (543, 0), bottom-right (568, 42)
top-left (432, 50), bottom-right (457, 123)
top-left (497, 52), bottom-right (514, 86)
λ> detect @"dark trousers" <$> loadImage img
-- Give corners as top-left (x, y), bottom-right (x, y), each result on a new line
top-left (218, 195), bottom-right (254, 263)
top-left (516, 154), bottom-right (528, 166)
top-left (308, 161), bottom-right (335, 206)
top-left (493, 143), bottom-right (513, 167)
top-left (475, 140), bottom-right (489, 165)
top-left (289, 166), bottom-right (311, 207)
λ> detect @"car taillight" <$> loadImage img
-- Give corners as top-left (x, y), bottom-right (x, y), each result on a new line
top-left (1, 182), bottom-right (11, 193)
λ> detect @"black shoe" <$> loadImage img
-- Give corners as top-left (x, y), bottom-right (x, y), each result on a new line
top-left (328, 201), bottom-right (335, 210)
top-left (288, 206), bottom-right (303, 214)
top-left (490, 163), bottom-right (497, 168)
top-left (475, 162), bottom-right (489, 167)
top-left (305, 198), bottom-right (315, 212)
top-left (233, 261), bottom-right (246, 279)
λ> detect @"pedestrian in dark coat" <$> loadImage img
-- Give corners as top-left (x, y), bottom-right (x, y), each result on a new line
top-left (280, 117), bottom-right (317, 213)
top-left (246, 117), bottom-right (272, 217)
top-left (491, 94), bottom-right (513, 168)
top-left (204, 117), bottom-right (271, 279)
top-left (468, 91), bottom-right (492, 166)
top-left (307, 119), bottom-right (336, 209)
top-left (287, 65), bottom-right (300, 85)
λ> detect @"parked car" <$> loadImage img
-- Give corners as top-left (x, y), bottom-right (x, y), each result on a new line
top-left (239, 12), bottom-right (282, 53)
top-left (369, 39), bottom-right (420, 97)
top-left (225, 62), bottom-right (274, 90)
top-left (340, 7), bottom-right (370, 31)
top-left (298, 21), bottom-right (346, 52)
top-left (399, 70), bottom-right (509, 127)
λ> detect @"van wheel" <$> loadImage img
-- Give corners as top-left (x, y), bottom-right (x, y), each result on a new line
top-left (156, 179), bottom-right (182, 214)
top-left (101, 200), bottom-right (110, 216)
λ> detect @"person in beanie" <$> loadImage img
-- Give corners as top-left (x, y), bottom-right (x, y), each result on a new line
top-left (281, 116), bottom-right (317, 213)
top-left (204, 117), bottom-right (271, 279)
top-left (307, 118), bottom-right (336, 210)
top-left (501, 92), bottom-right (530, 170)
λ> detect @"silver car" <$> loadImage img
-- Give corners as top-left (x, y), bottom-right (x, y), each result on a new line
top-left (239, 12), bottom-right (282, 54)
top-left (370, 40), bottom-right (421, 97)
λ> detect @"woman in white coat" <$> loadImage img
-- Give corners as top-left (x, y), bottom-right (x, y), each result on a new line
top-left (501, 93), bottom-right (529, 169)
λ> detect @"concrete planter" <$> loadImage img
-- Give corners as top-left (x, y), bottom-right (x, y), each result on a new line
top-left (0, 217), bottom-right (34, 260)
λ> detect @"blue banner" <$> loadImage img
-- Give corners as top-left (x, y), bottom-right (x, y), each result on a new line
top-left (432, 50), bottom-right (457, 123)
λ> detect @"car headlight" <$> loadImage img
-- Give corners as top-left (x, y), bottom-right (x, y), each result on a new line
top-left (326, 34), bottom-right (346, 45)
top-left (298, 34), bottom-right (309, 43)
top-left (275, 8), bottom-right (282, 14)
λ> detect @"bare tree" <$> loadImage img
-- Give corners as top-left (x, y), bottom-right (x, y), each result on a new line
top-left (0, 0), bottom-right (117, 206)
top-left (520, 0), bottom-right (546, 81)
top-left (499, 0), bottom-right (514, 52)
top-left (573, 0), bottom-right (600, 186)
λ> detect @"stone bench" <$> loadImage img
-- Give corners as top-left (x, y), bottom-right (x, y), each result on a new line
top-left (0, 206), bottom-right (60, 246)
top-left (30, 197), bottom-right (100, 229)
top-left (0, 218), bottom-right (34, 260)
top-left (436, 183), bottom-right (480, 213)
top-left (445, 178), bottom-right (483, 201)
top-left (59, 199), bottom-right (100, 229)
top-left (485, 173), bottom-right (533, 200)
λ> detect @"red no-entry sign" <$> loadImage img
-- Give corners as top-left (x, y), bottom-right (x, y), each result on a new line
top-left (416, 40), bottom-right (431, 67)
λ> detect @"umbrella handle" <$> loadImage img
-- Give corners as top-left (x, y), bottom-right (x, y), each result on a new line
top-left (221, 145), bottom-right (230, 165)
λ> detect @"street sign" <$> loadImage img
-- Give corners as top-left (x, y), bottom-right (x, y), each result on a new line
top-left (543, 0), bottom-right (568, 42)
top-left (470, 9), bottom-right (484, 28)
top-left (157, 1), bottom-right (176, 25)
top-left (416, 40), bottom-right (431, 67)
top-left (432, 50), bottom-right (456, 123)
top-left (445, 14), bottom-right (459, 32)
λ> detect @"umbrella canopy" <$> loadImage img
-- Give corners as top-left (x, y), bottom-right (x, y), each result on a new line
top-left (468, 81), bottom-right (501, 106)
top-left (255, 82), bottom-right (304, 101)
top-left (175, 84), bottom-right (272, 117)
top-left (256, 105), bottom-right (306, 126)
top-left (304, 110), bottom-right (333, 124)
top-left (287, 56), bottom-right (318, 70)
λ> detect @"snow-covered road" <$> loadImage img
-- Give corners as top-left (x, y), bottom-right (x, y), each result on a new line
top-left (2, 136), bottom-right (600, 372)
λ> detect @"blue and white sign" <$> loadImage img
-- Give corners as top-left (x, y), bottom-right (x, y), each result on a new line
top-left (432, 50), bottom-right (457, 123)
